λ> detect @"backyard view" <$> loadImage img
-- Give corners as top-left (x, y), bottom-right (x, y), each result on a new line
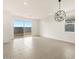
top-left (14, 19), bottom-right (32, 37)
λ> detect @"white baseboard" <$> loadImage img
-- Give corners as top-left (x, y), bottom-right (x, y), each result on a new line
top-left (40, 35), bottom-right (75, 44)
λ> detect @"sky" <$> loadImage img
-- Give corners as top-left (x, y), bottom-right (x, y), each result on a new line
top-left (14, 18), bottom-right (32, 27)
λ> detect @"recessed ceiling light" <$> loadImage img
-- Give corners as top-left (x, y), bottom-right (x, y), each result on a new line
top-left (24, 2), bottom-right (28, 5)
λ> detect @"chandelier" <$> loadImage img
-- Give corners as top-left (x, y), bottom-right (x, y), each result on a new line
top-left (55, 0), bottom-right (66, 22)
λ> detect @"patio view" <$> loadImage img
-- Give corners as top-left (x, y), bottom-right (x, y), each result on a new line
top-left (14, 19), bottom-right (32, 37)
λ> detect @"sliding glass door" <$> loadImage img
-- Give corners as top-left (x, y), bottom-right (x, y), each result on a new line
top-left (13, 18), bottom-right (32, 37)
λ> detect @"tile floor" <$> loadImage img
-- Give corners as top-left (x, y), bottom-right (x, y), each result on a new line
top-left (3, 36), bottom-right (75, 59)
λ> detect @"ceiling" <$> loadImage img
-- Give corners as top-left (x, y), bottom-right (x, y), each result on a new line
top-left (3, 0), bottom-right (75, 19)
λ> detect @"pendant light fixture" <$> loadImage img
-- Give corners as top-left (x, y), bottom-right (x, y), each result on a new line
top-left (55, 0), bottom-right (66, 22)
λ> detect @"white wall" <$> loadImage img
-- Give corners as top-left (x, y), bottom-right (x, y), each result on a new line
top-left (32, 20), bottom-right (40, 36)
top-left (40, 15), bottom-right (75, 43)
top-left (3, 11), bottom-right (14, 43)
